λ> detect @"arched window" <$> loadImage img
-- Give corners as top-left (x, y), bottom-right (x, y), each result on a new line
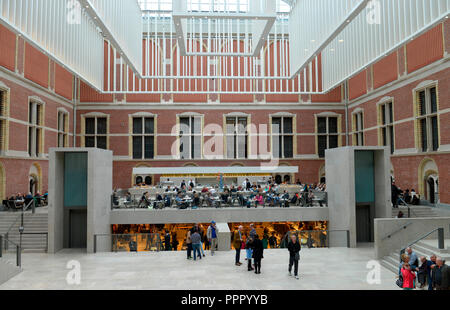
top-left (145, 176), bottom-right (152, 186)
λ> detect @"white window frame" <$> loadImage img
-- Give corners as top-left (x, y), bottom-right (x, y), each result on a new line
top-left (84, 115), bottom-right (108, 149)
top-left (271, 116), bottom-right (294, 159)
top-left (225, 115), bottom-right (248, 159)
top-left (178, 115), bottom-right (202, 160)
top-left (416, 85), bottom-right (439, 153)
top-left (132, 116), bottom-right (156, 159)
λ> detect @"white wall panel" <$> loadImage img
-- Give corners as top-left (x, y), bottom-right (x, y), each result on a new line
top-left (321, 0), bottom-right (450, 91)
top-left (0, 0), bottom-right (104, 90)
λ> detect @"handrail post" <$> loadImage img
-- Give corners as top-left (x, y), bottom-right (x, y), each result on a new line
top-left (438, 228), bottom-right (444, 250)
top-left (94, 235), bottom-right (97, 254)
top-left (16, 245), bottom-right (21, 268)
top-left (0, 235), bottom-right (3, 258)
top-left (346, 230), bottom-right (350, 248)
top-left (5, 233), bottom-right (8, 251)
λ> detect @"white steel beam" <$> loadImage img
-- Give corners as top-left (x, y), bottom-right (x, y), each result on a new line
top-left (79, 0), bottom-right (143, 77)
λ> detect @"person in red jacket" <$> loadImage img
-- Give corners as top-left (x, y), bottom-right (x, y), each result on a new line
top-left (401, 263), bottom-right (417, 290)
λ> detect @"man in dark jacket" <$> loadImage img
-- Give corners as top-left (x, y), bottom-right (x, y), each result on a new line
top-left (251, 234), bottom-right (264, 274)
top-left (391, 182), bottom-right (400, 208)
top-left (287, 233), bottom-right (301, 280)
top-left (432, 257), bottom-right (450, 290)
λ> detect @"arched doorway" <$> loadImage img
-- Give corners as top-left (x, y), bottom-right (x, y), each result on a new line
top-left (318, 164), bottom-right (326, 184)
top-left (29, 163), bottom-right (42, 195)
top-left (427, 177), bottom-right (435, 204)
top-left (283, 175), bottom-right (291, 184)
top-left (144, 176), bottom-right (152, 186)
top-left (135, 176), bottom-right (143, 185)
top-left (29, 175), bottom-right (38, 195)
top-left (418, 158), bottom-right (439, 204)
top-left (274, 175), bottom-right (282, 184)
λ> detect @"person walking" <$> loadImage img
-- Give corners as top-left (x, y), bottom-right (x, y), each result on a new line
top-left (245, 236), bottom-right (254, 271)
top-left (251, 234), bottom-right (264, 274)
top-left (191, 229), bottom-right (202, 261)
top-left (164, 230), bottom-right (171, 251)
top-left (171, 233), bottom-right (179, 251)
top-left (186, 230), bottom-right (192, 260)
top-left (287, 233), bottom-right (301, 279)
top-left (232, 225), bottom-right (244, 266)
top-left (268, 232), bottom-right (277, 249)
top-left (207, 221), bottom-right (219, 256)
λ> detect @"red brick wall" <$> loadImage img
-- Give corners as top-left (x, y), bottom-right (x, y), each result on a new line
top-left (24, 43), bottom-right (49, 88)
top-left (407, 24), bottom-right (444, 73)
top-left (0, 24), bottom-right (16, 72)
top-left (79, 81), bottom-right (113, 102)
top-left (373, 51), bottom-right (398, 89)
top-left (311, 86), bottom-right (342, 103)
top-left (0, 158), bottom-right (49, 197)
top-left (54, 63), bottom-right (73, 100)
top-left (348, 70), bottom-right (367, 100)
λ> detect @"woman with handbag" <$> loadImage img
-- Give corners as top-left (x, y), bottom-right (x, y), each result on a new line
top-left (287, 233), bottom-right (301, 280)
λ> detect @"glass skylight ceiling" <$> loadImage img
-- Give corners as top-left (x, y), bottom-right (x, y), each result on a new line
top-left (138, 0), bottom-right (290, 13)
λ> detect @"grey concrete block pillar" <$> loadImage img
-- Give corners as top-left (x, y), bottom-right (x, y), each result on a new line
top-left (48, 148), bottom-right (113, 254)
top-left (216, 223), bottom-right (231, 251)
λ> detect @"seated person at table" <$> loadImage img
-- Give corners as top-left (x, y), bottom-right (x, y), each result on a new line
top-left (201, 186), bottom-right (209, 193)
top-left (175, 193), bottom-right (188, 209)
top-left (42, 191), bottom-right (48, 205)
top-left (34, 191), bottom-right (42, 207)
top-left (290, 193), bottom-right (299, 205)
top-left (24, 192), bottom-right (34, 206)
top-left (192, 193), bottom-right (200, 209)
top-left (221, 191), bottom-right (230, 204)
top-left (125, 192), bottom-right (132, 202)
top-left (253, 193), bottom-right (264, 207)
top-left (112, 190), bottom-right (119, 206)
top-left (164, 195), bottom-right (171, 208)
top-left (15, 193), bottom-right (25, 205)
top-left (230, 185), bottom-right (237, 193)
top-left (138, 192), bottom-right (151, 208)
top-left (282, 191), bottom-right (290, 207)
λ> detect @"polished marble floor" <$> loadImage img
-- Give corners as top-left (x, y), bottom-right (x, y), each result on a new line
top-left (0, 245), bottom-right (398, 290)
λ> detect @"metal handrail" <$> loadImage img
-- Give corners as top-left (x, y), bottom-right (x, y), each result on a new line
top-left (382, 222), bottom-right (413, 241)
top-left (402, 227), bottom-right (442, 253)
top-left (0, 235), bottom-right (21, 268)
top-left (4, 199), bottom-right (35, 236)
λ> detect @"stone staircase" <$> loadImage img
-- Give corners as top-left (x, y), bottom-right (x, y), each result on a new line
top-left (391, 205), bottom-right (439, 218)
top-left (0, 211), bottom-right (48, 253)
top-left (380, 239), bottom-right (450, 274)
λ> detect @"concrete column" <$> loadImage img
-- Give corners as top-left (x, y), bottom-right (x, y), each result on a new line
top-left (216, 223), bottom-right (231, 251)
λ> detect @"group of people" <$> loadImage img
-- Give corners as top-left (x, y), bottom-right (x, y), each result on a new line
top-left (398, 247), bottom-right (450, 290)
top-left (185, 222), bottom-right (219, 260)
top-left (229, 225), bottom-right (302, 279)
top-left (391, 182), bottom-right (420, 208)
top-left (3, 191), bottom-right (48, 210)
